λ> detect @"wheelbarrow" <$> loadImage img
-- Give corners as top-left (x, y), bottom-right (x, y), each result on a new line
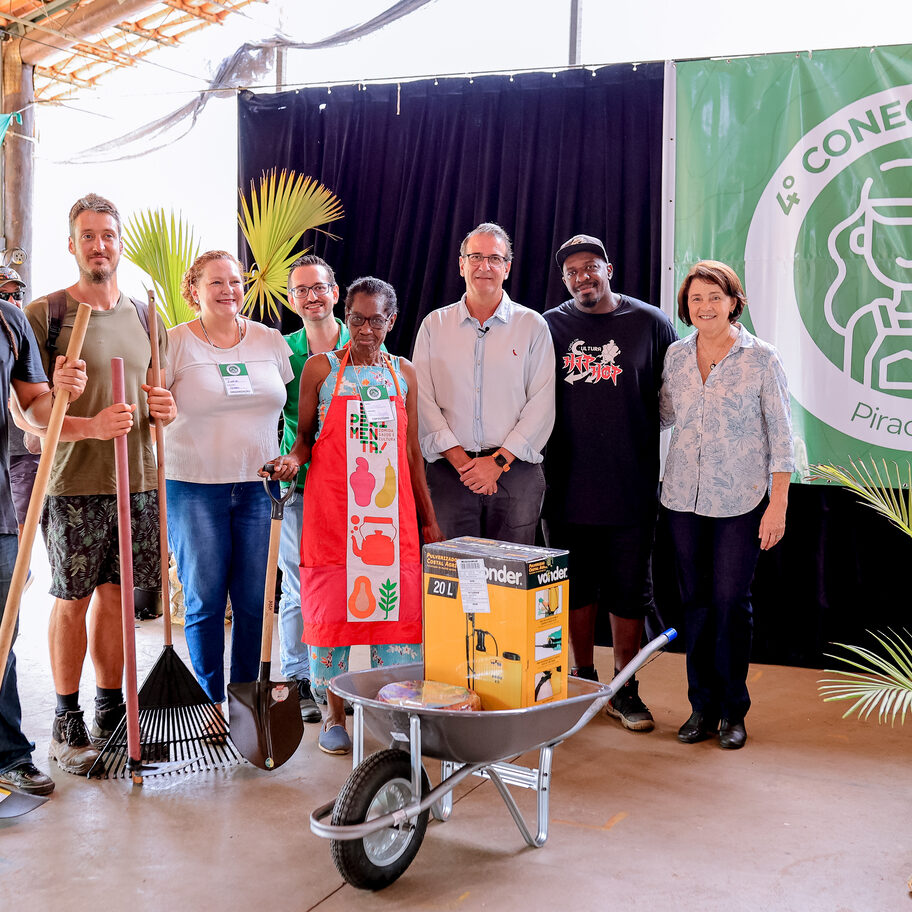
top-left (310, 628), bottom-right (677, 890)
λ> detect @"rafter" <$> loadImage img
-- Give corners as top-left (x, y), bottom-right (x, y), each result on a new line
top-left (160, 1), bottom-right (224, 26)
top-left (8, 0), bottom-right (264, 97)
top-left (114, 21), bottom-right (180, 47)
top-left (34, 65), bottom-right (96, 90)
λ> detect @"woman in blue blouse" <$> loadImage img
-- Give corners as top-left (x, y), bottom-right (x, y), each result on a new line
top-left (660, 261), bottom-right (794, 750)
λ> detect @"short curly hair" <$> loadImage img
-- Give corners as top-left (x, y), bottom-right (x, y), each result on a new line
top-left (677, 260), bottom-right (747, 326)
top-left (345, 276), bottom-right (398, 316)
top-left (180, 250), bottom-right (242, 309)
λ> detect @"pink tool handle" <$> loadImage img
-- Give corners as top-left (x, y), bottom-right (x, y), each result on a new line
top-left (111, 358), bottom-right (141, 773)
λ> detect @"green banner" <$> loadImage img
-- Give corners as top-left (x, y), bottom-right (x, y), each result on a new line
top-left (675, 45), bottom-right (912, 476)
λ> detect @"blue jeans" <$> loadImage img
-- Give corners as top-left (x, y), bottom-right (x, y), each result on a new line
top-left (664, 498), bottom-right (766, 721)
top-left (167, 481), bottom-right (274, 703)
top-left (0, 533), bottom-right (34, 773)
top-left (277, 492), bottom-right (311, 680)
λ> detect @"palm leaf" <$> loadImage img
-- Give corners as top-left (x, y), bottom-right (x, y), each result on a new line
top-left (810, 458), bottom-right (912, 541)
top-left (238, 168), bottom-right (344, 321)
top-left (123, 208), bottom-right (200, 328)
top-left (819, 629), bottom-right (912, 725)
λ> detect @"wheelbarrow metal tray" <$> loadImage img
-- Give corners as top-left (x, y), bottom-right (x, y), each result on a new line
top-left (330, 662), bottom-right (609, 765)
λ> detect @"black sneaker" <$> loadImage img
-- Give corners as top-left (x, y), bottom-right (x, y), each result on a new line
top-left (89, 703), bottom-right (125, 747)
top-left (134, 587), bottom-right (163, 621)
top-left (570, 665), bottom-right (599, 682)
top-left (294, 678), bottom-right (322, 723)
top-left (0, 760), bottom-right (55, 795)
top-left (49, 711), bottom-right (100, 775)
top-left (605, 677), bottom-right (655, 732)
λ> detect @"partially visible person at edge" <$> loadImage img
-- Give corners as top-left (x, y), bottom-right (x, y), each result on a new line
top-left (26, 192), bottom-right (174, 777)
top-left (543, 235), bottom-right (676, 733)
top-left (660, 260), bottom-right (794, 751)
top-left (0, 272), bottom-right (90, 796)
top-left (265, 277), bottom-right (443, 756)
top-left (1, 268), bottom-right (42, 542)
top-left (165, 251), bottom-right (293, 728)
top-left (412, 222), bottom-right (555, 544)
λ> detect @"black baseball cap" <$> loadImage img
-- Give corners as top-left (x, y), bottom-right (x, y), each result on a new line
top-left (555, 234), bottom-right (610, 269)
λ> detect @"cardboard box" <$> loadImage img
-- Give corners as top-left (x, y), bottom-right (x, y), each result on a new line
top-left (423, 537), bottom-right (569, 710)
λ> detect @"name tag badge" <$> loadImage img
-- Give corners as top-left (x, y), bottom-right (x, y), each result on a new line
top-left (359, 383), bottom-right (394, 422)
top-left (219, 362), bottom-right (254, 396)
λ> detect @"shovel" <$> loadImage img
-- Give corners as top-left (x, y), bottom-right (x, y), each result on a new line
top-left (0, 785), bottom-right (49, 819)
top-left (227, 474), bottom-right (303, 770)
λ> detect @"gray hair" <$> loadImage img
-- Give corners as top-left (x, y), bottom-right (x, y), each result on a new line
top-left (459, 222), bottom-right (513, 262)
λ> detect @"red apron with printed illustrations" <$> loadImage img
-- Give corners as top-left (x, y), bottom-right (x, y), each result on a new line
top-left (300, 347), bottom-right (421, 646)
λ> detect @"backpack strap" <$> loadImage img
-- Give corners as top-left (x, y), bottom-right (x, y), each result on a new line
top-left (129, 297), bottom-right (149, 336)
top-left (45, 289), bottom-right (68, 382)
top-left (46, 293), bottom-right (150, 381)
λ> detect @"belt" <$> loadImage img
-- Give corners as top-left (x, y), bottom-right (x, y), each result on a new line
top-left (465, 448), bottom-right (498, 458)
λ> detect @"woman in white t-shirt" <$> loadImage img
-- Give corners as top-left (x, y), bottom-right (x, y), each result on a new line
top-left (165, 250), bottom-right (293, 713)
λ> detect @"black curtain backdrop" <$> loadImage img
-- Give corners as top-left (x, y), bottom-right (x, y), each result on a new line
top-left (236, 65), bottom-right (665, 353)
top-left (238, 66), bottom-right (908, 671)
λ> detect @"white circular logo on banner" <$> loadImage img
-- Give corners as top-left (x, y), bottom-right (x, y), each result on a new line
top-left (745, 84), bottom-right (912, 449)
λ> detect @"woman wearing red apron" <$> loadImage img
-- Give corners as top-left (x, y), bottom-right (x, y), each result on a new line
top-left (267, 277), bottom-right (442, 755)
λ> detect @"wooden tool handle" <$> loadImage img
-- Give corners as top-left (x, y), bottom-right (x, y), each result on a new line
top-left (112, 357), bottom-right (142, 776)
top-left (147, 291), bottom-right (172, 646)
top-left (259, 517), bottom-right (282, 672)
top-left (0, 302), bottom-right (91, 673)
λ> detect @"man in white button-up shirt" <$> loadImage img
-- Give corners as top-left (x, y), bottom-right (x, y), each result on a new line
top-left (412, 222), bottom-right (555, 544)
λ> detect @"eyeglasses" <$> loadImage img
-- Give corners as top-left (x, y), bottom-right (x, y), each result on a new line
top-left (290, 283), bottom-right (334, 299)
top-left (462, 253), bottom-right (508, 268)
top-left (563, 262), bottom-right (603, 280)
top-left (347, 312), bottom-right (391, 329)
top-left (0, 290), bottom-right (24, 302)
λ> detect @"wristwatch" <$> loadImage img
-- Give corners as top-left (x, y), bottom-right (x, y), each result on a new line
top-left (493, 452), bottom-right (510, 472)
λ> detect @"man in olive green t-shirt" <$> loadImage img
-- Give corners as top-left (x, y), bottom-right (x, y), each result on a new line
top-left (25, 193), bottom-right (176, 776)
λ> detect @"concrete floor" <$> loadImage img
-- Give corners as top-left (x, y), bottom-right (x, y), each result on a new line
top-left (1, 542), bottom-right (909, 912)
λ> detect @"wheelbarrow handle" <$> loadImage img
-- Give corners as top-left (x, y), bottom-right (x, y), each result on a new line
top-left (261, 464), bottom-right (297, 520)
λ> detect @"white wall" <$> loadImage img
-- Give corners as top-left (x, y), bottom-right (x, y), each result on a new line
top-left (26, 0), bottom-right (911, 298)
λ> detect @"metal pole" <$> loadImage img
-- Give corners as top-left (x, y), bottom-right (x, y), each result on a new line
top-left (1, 41), bottom-right (33, 287)
top-left (275, 45), bottom-right (286, 92)
top-left (568, 0), bottom-right (582, 67)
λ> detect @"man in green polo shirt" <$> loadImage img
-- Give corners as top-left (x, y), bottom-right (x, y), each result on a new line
top-left (278, 255), bottom-right (348, 721)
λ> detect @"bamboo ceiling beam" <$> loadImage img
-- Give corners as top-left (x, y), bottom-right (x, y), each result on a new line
top-left (160, 1), bottom-right (223, 26)
top-left (19, 0), bottom-right (160, 66)
top-left (114, 21), bottom-right (180, 47)
top-left (34, 66), bottom-right (96, 89)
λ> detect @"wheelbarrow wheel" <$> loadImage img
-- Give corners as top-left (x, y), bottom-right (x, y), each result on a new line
top-left (330, 748), bottom-right (430, 890)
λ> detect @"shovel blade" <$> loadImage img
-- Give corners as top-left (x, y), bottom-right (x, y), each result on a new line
top-left (227, 680), bottom-right (303, 771)
top-left (0, 785), bottom-right (49, 818)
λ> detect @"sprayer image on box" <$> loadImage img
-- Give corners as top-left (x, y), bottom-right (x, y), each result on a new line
top-left (463, 612), bottom-right (523, 707)
top-left (534, 626), bottom-right (562, 661)
top-left (535, 586), bottom-right (563, 619)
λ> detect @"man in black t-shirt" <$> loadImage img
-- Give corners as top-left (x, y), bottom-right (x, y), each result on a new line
top-left (543, 235), bottom-right (676, 733)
